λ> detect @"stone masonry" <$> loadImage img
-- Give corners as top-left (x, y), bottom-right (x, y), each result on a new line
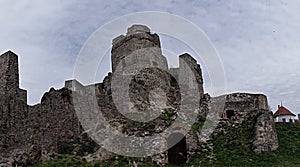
top-left (0, 25), bottom-right (278, 166)
top-left (214, 93), bottom-right (278, 153)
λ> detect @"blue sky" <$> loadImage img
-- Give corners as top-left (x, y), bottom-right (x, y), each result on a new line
top-left (0, 0), bottom-right (299, 115)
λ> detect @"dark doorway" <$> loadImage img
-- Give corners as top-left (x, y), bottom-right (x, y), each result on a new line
top-left (226, 110), bottom-right (235, 120)
top-left (167, 133), bottom-right (187, 165)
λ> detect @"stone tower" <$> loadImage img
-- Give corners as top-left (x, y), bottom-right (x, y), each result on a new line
top-left (0, 51), bottom-right (27, 130)
top-left (110, 25), bottom-right (171, 114)
top-left (0, 51), bottom-right (27, 102)
top-left (0, 51), bottom-right (20, 95)
top-left (111, 25), bottom-right (167, 73)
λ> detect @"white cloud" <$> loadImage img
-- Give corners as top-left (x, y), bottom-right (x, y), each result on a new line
top-left (0, 0), bottom-right (299, 117)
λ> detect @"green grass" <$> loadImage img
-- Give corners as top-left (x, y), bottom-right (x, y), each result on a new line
top-left (31, 122), bottom-right (300, 167)
top-left (31, 155), bottom-right (93, 167)
top-left (185, 122), bottom-right (300, 167)
top-left (57, 140), bottom-right (98, 156)
top-left (191, 117), bottom-right (205, 131)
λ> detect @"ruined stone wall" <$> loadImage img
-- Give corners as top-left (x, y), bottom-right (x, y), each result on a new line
top-left (213, 93), bottom-right (278, 154)
top-left (74, 26), bottom-right (206, 165)
top-left (253, 111), bottom-right (278, 153)
top-left (0, 52), bottom-right (97, 165)
top-left (222, 93), bottom-right (269, 124)
top-left (28, 87), bottom-right (92, 152)
top-left (0, 85), bottom-right (97, 165)
top-left (0, 25), bottom-right (279, 166)
top-left (0, 96), bottom-right (28, 151)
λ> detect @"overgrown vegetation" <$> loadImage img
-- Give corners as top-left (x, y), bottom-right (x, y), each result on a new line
top-left (191, 117), bottom-right (205, 131)
top-left (31, 122), bottom-right (300, 167)
top-left (31, 155), bottom-right (91, 167)
top-left (186, 122), bottom-right (300, 166)
top-left (57, 140), bottom-right (98, 156)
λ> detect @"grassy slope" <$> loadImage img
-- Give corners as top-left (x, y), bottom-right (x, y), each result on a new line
top-left (186, 122), bottom-right (300, 167)
top-left (32, 122), bottom-right (300, 167)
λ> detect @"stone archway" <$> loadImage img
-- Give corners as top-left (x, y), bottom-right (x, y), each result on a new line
top-left (167, 133), bottom-right (187, 165)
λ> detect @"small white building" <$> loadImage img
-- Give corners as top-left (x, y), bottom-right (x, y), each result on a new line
top-left (273, 105), bottom-right (296, 123)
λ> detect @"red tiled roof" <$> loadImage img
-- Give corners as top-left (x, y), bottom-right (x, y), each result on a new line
top-left (273, 105), bottom-right (296, 117)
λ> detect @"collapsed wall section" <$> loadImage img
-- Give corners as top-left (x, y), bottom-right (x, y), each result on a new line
top-left (222, 93), bottom-right (269, 123)
top-left (213, 93), bottom-right (278, 153)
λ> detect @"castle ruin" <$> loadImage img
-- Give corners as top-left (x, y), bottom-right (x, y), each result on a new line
top-left (0, 25), bottom-right (278, 166)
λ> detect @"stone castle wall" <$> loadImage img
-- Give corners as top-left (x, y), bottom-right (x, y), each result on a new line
top-left (221, 93), bottom-right (269, 123)
top-left (0, 25), bottom-right (278, 166)
top-left (213, 93), bottom-right (278, 153)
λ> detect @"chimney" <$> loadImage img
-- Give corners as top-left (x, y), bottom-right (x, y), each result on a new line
top-left (278, 105), bottom-right (280, 109)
